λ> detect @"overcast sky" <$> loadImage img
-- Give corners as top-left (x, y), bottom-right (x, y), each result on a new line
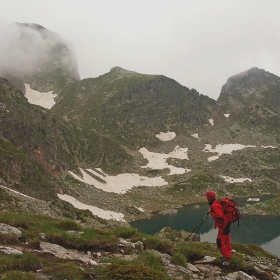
top-left (1, 0), bottom-right (280, 99)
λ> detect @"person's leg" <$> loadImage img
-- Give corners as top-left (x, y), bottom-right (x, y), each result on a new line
top-left (225, 233), bottom-right (232, 253)
top-left (224, 223), bottom-right (232, 253)
top-left (216, 224), bottom-right (232, 259)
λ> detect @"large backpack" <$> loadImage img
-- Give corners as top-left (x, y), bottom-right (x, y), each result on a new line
top-left (219, 197), bottom-right (241, 226)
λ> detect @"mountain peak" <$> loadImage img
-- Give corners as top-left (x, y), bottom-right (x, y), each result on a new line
top-left (110, 66), bottom-right (137, 75)
top-left (220, 67), bottom-right (280, 97)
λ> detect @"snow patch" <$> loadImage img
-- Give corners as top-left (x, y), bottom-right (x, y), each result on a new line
top-left (204, 144), bottom-right (256, 161)
top-left (247, 198), bottom-right (260, 201)
top-left (261, 145), bottom-right (276, 149)
top-left (209, 119), bottom-right (214, 126)
top-left (220, 176), bottom-right (252, 183)
top-left (57, 194), bottom-right (125, 221)
top-left (69, 168), bottom-right (168, 194)
top-left (224, 113), bottom-right (230, 118)
top-left (208, 156), bottom-right (219, 162)
top-left (24, 84), bottom-right (57, 109)
top-left (155, 131), bottom-right (176, 141)
top-left (139, 146), bottom-right (191, 175)
top-left (191, 133), bottom-right (199, 139)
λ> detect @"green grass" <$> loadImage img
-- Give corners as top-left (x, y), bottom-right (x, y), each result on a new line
top-left (42, 261), bottom-right (93, 280)
top-left (173, 242), bottom-right (220, 262)
top-left (253, 197), bottom-right (280, 214)
top-left (0, 253), bottom-right (42, 273)
top-left (136, 251), bottom-right (164, 271)
top-left (142, 235), bottom-right (173, 254)
top-left (101, 263), bottom-right (168, 280)
top-left (1, 270), bottom-right (36, 280)
top-left (112, 227), bottom-right (139, 239)
top-left (232, 243), bottom-right (279, 258)
top-left (171, 252), bottom-right (187, 266)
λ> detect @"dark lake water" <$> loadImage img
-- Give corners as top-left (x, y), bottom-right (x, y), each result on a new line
top-left (131, 195), bottom-right (280, 257)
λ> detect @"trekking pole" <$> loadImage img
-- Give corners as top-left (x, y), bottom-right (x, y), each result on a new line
top-left (185, 212), bottom-right (209, 243)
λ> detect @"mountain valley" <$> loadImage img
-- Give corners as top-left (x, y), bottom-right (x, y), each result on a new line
top-left (0, 23), bottom-right (280, 228)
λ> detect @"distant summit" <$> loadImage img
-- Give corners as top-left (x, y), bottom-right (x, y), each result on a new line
top-left (219, 67), bottom-right (280, 98)
top-left (109, 66), bottom-right (143, 78)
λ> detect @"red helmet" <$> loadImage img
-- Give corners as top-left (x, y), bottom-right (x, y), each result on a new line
top-left (204, 190), bottom-right (216, 199)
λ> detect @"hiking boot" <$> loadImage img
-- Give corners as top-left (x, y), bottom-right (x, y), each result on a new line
top-left (221, 257), bottom-right (230, 266)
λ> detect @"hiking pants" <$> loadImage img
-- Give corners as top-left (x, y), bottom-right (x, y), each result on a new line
top-left (216, 223), bottom-right (232, 259)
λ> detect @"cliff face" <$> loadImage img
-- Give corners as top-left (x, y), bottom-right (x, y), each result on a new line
top-left (0, 78), bottom-right (128, 199)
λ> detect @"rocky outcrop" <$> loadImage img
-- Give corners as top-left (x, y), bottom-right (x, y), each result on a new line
top-left (155, 227), bottom-right (200, 243)
top-left (0, 223), bottom-right (22, 237)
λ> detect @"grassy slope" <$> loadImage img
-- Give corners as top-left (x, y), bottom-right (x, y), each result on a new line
top-left (0, 211), bottom-right (279, 280)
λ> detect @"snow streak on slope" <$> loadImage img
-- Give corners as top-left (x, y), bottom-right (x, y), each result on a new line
top-left (204, 144), bottom-right (256, 162)
top-left (220, 176), bottom-right (252, 183)
top-left (0, 185), bottom-right (125, 221)
top-left (57, 194), bottom-right (125, 221)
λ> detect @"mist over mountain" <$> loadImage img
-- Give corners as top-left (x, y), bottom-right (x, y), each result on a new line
top-left (0, 22), bottom-right (80, 92)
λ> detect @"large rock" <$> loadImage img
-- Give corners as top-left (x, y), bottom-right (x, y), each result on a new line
top-left (155, 227), bottom-right (200, 243)
top-left (0, 223), bottom-right (22, 237)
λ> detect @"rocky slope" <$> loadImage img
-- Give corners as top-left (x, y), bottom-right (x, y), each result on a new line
top-left (52, 66), bottom-right (218, 148)
top-left (0, 77), bottom-right (129, 200)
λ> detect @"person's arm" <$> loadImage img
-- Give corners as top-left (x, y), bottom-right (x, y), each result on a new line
top-left (210, 203), bottom-right (223, 218)
top-left (211, 202), bottom-right (227, 228)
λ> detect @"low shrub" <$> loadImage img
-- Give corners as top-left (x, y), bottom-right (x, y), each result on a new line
top-left (143, 236), bottom-right (172, 254)
top-left (43, 261), bottom-right (93, 279)
top-left (0, 233), bottom-right (21, 246)
top-left (102, 263), bottom-right (166, 280)
top-left (136, 252), bottom-right (164, 271)
top-left (233, 244), bottom-right (279, 259)
top-left (112, 227), bottom-right (139, 239)
top-left (47, 228), bottom-right (118, 251)
top-left (229, 253), bottom-right (244, 267)
top-left (173, 242), bottom-right (219, 262)
top-left (0, 253), bottom-right (42, 272)
top-left (171, 252), bottom-right (187, 267)
top-left (55, 219), bottom-right (82, 231)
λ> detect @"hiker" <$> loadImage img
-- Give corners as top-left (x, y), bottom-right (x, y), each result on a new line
top-left (204, 190), bottom-right (232, 265)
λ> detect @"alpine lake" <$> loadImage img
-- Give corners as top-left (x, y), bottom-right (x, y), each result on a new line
top-left (131, 195), bottom-right (280, 258)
